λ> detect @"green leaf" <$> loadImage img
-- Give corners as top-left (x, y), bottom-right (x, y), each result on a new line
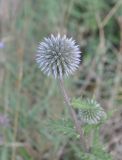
top-left (46, 118), bottom-right (78, 138)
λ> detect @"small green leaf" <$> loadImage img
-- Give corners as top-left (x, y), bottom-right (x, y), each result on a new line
top-left (46, 118), bottom-right (78, 138)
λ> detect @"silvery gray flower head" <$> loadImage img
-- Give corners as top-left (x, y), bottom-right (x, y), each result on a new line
top-left (36, 34), bottom-right (81, 78)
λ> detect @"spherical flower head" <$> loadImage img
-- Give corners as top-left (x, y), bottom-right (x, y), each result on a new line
top-left (36, 34), bottom-right (81, 78)
top-left (72, 98), bottom-right (107, 125)
top-left (78, 99), bottom-right (107, 124)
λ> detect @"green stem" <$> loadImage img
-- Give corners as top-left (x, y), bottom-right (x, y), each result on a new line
top-left (59, 78), bottom-right (87, 152)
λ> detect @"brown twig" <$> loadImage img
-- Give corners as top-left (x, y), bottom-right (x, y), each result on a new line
top-left (102, 0), bottom-right (122, 27)
top-left (108, 16), bottom-right (122, 108)
top-left (94, 14), bottom-right (106, 100)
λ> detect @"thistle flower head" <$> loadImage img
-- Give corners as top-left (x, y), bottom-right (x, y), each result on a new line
top-left (79, 99), bottom-right (107, 124)
top-left (36, 34), bottom-right (81, 78)
top-left (72, 98), bottom-right (107, 124)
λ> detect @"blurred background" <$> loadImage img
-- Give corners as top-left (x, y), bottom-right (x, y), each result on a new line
top-left (0, 0), bottom-right (122, 159)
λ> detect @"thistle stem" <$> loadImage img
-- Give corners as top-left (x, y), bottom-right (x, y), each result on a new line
top-left (59, 78), bottom-right (87, 152)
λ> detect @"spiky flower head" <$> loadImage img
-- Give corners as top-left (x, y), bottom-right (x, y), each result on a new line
top-left (72, 98), bottom-right (107, 124)
top-left (36, 34), bottom-right (81, 78)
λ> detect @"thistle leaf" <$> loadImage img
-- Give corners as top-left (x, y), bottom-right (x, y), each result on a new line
top-left (46, 118), bottom-right (78, 138)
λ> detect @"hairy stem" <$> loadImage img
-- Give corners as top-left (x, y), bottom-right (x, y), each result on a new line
top-left (59, 78), bottom-right (87, 152)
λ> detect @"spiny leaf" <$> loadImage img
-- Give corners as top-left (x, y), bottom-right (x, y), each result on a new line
top-left (46, 118), bottom-right (78, 138)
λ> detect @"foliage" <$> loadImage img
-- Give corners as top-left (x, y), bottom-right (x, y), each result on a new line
top-left (45, 98), bottom-right (112, 160)
top-left (0, 0), bottom-right (122, 159)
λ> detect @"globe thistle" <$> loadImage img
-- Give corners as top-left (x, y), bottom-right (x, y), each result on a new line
top-left (36, 34), bottom-right (81, 78)
top-left (72, 98), bottom-right (107, 124)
